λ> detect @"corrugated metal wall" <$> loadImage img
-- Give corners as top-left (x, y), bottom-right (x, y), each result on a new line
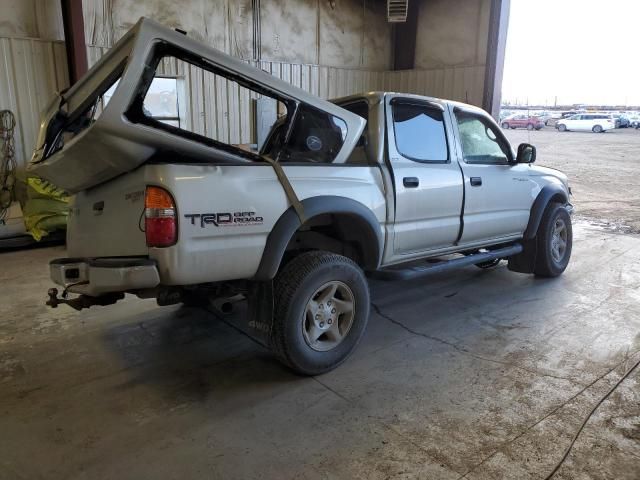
top-left (0, 37), bottom-right (68, 170)
top-left (385, 66), bottom-right (486, 106)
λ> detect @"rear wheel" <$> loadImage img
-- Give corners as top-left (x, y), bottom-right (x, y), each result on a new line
top-left (534, 204), bottom-right (572, 277)
top-left (272, 251), bottom-right (370, 375)
top-left (527, 123), bottom-right (534, 131)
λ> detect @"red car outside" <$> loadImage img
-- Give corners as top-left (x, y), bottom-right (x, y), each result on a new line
top-left (501, 114), bottom-right (544, 130)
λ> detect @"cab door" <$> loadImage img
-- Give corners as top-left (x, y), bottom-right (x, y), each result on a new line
top-left (385, 95), bottom-right (464, 258)
top-left (450, 106), bottom-right (533, 245)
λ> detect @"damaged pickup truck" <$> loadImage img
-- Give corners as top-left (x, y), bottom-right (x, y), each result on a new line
top-left (30, 18), bottom-right (573, 375)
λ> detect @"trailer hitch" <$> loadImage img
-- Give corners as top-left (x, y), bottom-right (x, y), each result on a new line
top-left (46, 288), bottom-right (124, 311)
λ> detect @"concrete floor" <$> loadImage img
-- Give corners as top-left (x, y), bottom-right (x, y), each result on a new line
top-left (1, 220), bottom-right (639, 479)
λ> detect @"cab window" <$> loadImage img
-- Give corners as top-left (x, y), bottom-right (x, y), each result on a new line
top-left (339, 100), bottom-right (370, 164)
top-left (340, 100), bottom-right (369, 122)
top-left (277, 104), bottom-right (348, 163)
top-left (391, 101), bottom-right (448, 162)
top-left (455, 111), bottom-right (512, 165)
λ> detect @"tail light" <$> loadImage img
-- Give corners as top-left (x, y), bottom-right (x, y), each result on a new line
top-left (144, 186), bottom-right (177, 247)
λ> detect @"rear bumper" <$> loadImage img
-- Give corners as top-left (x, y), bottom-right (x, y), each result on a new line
top-left (50, 257), bottom-right (160, 296)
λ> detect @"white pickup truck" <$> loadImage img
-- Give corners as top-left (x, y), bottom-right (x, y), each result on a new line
top-left (30, 19), bottom-right (573, 374)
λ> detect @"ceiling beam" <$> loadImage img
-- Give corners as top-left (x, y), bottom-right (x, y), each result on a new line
top-left (392, 0), bottom-right (418, 71)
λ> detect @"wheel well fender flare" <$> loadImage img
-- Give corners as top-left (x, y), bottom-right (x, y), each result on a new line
top-left (524, 185), bottom-right (569, 240)
top-left (253, 196), bottom-right (383, 281)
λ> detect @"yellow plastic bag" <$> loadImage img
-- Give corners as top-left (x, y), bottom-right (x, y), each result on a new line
top-left (23, 177), bottom-right (69, 241)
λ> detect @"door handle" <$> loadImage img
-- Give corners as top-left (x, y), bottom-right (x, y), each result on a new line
top-left (470, 177), bottom-right (482, 187)
top-left (403, 177), bottom-right (419, 188)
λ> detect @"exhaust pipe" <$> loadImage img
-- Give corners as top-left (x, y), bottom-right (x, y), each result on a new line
top-left (210, 294), bottom-right (244, 316)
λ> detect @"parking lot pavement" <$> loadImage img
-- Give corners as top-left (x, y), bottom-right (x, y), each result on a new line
top-left (504, 127), bottom-right (640, 234)
top-left (1, 220), bottom-right (639, 480)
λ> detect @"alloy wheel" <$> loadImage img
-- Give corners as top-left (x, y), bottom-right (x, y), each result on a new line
top-left (302, 281), bottom-right (355, 352)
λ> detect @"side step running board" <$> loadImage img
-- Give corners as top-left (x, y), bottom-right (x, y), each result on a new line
top-left (370, 244), bottom-right (523, 281)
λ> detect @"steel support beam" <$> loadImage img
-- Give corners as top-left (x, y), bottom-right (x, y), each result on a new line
top-left (392, 0), bottom-right (418, 71)
top-left (483, 0), bottom-right (510, 118)
top-left (61, 0), bottom-right (88, 84)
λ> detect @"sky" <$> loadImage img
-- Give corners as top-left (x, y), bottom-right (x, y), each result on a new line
top-left (502, 0), bottom-right (640, 106)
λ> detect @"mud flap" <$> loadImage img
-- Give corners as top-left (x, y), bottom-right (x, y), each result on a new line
top-left (507, 238), bottom-right (537, 274)
top-left (246, 280), bottom-right (275, 346)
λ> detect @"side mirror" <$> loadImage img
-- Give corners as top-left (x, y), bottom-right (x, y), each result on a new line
top-left (516, 143), bottom-right (536, 164)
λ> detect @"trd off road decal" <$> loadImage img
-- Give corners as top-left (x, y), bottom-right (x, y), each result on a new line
top-left (184, 211), bottom-right (264, 227)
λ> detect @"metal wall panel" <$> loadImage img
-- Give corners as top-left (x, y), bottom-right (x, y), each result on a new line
top-left (0, 37), bottom-right (69, 171)
top-left (383, 66), bottom-right (486, 106)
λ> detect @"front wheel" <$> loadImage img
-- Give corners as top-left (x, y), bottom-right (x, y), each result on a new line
top-left (272, 251), bottom-right (370, 375)
top-left (558, 124), bottom-right (567, 132)
top-left (593, 125), bottom-right (603, 133)
top-left (527, 123), bottom-right (534, 131)
top-left (534, 204), bottom-right (573, 277)
top-left (501, 122), bottom-right (509, 129)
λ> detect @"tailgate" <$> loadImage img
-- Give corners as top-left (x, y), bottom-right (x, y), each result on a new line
top-left (66, 169), bottom-right (148, 258)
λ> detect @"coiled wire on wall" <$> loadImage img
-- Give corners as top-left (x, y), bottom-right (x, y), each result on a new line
top-left (0, 110), bottom-right (17, 222)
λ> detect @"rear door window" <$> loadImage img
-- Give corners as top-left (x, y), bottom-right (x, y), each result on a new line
top-left (391, 101), bottom-right (448, 162)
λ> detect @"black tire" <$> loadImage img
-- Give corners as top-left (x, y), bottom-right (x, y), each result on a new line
top-left (534, 203), bottom-right (572, 277)
top-left (558, 124), bottom-right (567, 132)
top-left (501, 122), bottom-right (509, 129)
top-left (593, 125), bottom-right (603, 133)
top-left (272, 251), bottom-right (370, 375)
top-left (527, 123), bottom-right (534, 131)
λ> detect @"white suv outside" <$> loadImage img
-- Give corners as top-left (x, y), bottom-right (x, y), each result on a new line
top-left (556, 113), bottom-right (615, 133)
